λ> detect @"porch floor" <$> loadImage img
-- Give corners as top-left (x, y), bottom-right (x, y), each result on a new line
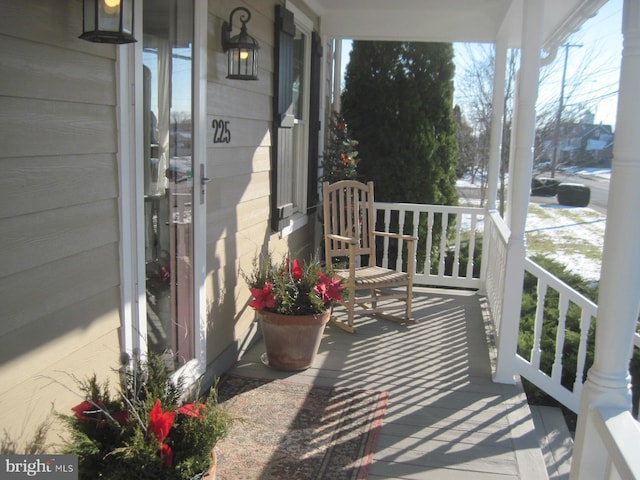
top-left (227, 287), bottom-right (549, 479)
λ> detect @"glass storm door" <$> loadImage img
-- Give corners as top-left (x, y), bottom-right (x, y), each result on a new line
top-left (142, 0), bottom-right (195, 367)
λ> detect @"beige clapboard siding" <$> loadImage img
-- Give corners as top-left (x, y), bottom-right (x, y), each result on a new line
top-left (0, 0), bottom-right (122, 443)
top-left (207, 196), bottom-right (271, 238)
top-left (0, 0), bottom-right (116, 60)
top-left (0, 286), bottom-right (121, 394)
top-left (0, 97), bottom-right (117, 158)
top-left (207, 170), bottom-right (270, 213)
top-left (207, 84), bottom-right (271, 122)
top-left (1, 198), bottom-right (120, 277)
top-left (209, 145), bottom-right (270, 178)
top-left (1, 241), bottom-right (121, 337)
top-left (0, 34), bottom-right (116, 105)
top-left (0, 153), bottom-right (118, 219)
top-left (0, 326), bottom-right (121, 443)
top-left (206, 198), bottom-right (271, 253)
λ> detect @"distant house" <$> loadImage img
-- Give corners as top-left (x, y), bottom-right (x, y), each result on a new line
top-left (540, 112), bottom-right (614, 167)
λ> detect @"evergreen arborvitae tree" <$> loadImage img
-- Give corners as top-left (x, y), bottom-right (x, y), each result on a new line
top-left (342, 41), bottom-right (459, 206)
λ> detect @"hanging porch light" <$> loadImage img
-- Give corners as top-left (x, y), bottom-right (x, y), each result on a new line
top-left (221, 7), bottom-right (260, 80)
top-left (79, 0), bottom-right (136, 44)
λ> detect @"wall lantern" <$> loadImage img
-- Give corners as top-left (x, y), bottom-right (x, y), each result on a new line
top-left (221, 7), bottom-right (260, 80)
top-left (79, 0), bottom-right (136, 44)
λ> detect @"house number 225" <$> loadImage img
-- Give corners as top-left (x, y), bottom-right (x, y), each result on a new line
top-left (212, 119), bottom-right (231, 144)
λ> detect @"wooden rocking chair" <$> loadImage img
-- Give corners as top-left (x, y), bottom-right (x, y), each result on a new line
top-left (322, 180), bottom-right (417, 333)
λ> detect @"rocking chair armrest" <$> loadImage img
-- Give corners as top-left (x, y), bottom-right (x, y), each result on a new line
top-left (373, 231), bottom-right (418, 242)
top-left (325, 233), bottom-right (358, 245)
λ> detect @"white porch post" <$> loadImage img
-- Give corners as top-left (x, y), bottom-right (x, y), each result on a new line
top-left (332, 39), bottom-right (342, 111)
top-left (486, 37), bottom-right (507, 211)
top-left (493, 0), bottom-right (542, 383)
top-left (570, 1), bottom-right (640, 477)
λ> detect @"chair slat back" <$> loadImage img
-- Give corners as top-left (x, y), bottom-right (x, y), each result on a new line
top-left (322, 180), bottom-right (376, 264)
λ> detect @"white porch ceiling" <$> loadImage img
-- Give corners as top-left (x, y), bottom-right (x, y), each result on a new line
top-left (306, 0), bottom-right (608, 49)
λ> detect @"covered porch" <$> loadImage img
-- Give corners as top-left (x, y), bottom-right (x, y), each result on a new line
top-left (310, 0), bottom-right (640, 477)
top-left (225, 287), bottom-right (548, 479)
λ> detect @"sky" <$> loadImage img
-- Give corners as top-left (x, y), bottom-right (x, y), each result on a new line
top-left (455, 0), bottom-right (623, 128)
top-left (339, 0), bottom-right (623, 128)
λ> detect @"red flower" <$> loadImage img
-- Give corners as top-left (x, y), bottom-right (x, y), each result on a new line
top-left (337, 122), bottom-right (345, 131)
top-left (314, 272), bottom-right (344, 304)
top-left (71, 400), bottom-right (105, 422)
top-left (249, 282), bottom-right (276, 311)
top-left (177, 402), bottom-right (207, 419)
top-left (148, 399), bottom-right (175, 444)
top-left (292, 259), bottom-right (303, 281)
top-left (341, 153), bottom-right (349, 165)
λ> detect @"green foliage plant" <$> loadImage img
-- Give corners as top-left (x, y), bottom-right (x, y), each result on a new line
top-left (243, 254), bottom-right (345, 316)
top-left (58, 353), bottom-right (231, 480)
top-left (321, 109), bottom-right (360, 183)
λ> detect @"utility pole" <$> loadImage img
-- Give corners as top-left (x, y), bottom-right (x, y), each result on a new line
top-left (550, 43), bottom-right (582, 178)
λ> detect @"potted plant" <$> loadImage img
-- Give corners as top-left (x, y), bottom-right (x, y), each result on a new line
top-left (58, 353), bottom-right (231, 480)
top-left (244, 254), bottom-right (345, 370)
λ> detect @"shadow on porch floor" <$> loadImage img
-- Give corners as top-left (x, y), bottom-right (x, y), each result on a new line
top-left (227, 287), bottom-right (549, 480)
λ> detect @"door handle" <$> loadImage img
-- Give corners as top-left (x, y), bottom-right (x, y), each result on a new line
top-left (200, 164), bottom-right (210, 204)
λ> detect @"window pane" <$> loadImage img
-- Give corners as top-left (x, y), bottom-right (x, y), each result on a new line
top-left (143, 0), bottom-right (195, 368)
top-left (292, 29), bottom-right (305, 119)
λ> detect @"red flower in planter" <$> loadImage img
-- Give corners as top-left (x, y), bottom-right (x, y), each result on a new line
top-left (148, 400), bottom-right (175, 467)
top-left (314, 272), bottom-right (344, 304)
top-left (177, 402), bottom-right (207, 419)
top-left (292, 259), bottom-right (303, 281)
top-left (72, 400), bottom-right (105, 422)
top-left (149, 400), bottom-right (175, 443)
top-left (249, 282), bottom-right (276, 311)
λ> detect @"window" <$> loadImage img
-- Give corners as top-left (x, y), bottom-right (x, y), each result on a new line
top-left (272, 4), bottom-right (318, 234)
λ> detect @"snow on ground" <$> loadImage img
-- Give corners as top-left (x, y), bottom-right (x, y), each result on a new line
top-left (457, 170), bottom-right (608, 282)
top-left (525, 204), bottom-right (605, 282)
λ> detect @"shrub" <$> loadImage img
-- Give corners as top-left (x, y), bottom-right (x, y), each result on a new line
top-left (557, 183), bottom-right (591, 207)
top-left (58, 353), bottom-right (231, 480)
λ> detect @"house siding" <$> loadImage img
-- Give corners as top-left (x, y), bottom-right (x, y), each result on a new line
top-left (0, 0), bottom-right (122, 439)
top-left (204, 0), bottom-right (317, 368)
top-left (0, 0), bottom-right (321, 444)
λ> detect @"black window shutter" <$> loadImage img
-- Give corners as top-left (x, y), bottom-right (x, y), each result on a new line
top-left (271, 5), bottom-right (296, 231)
top-left (306, 31), bottom-right (322, 211)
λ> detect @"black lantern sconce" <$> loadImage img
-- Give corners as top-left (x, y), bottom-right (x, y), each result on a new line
top-left (221, 7), bottom-right (260, 80)
top-left (79, 0), bottom-right (136, 44)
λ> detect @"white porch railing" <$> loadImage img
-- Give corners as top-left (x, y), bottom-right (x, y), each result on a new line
top-left (373, 202), bottom-right (636, 412)
top-left (516, 257), bottom-right (599, 413)
top-left (483, 209), bottom-right (510, 336)
top-left (588, 406), bottom-right (640, 479)
top-left (374, 202), bottom-right (484, 289)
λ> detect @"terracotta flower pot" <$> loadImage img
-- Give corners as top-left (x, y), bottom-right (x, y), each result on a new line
top-left (207, 448), bottom-right (217, 479)
top-left (259, 310), bottom-right (331, 371)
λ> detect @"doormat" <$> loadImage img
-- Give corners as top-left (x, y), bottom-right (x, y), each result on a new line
top-left (214, 374), bottom-right (389, 480)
